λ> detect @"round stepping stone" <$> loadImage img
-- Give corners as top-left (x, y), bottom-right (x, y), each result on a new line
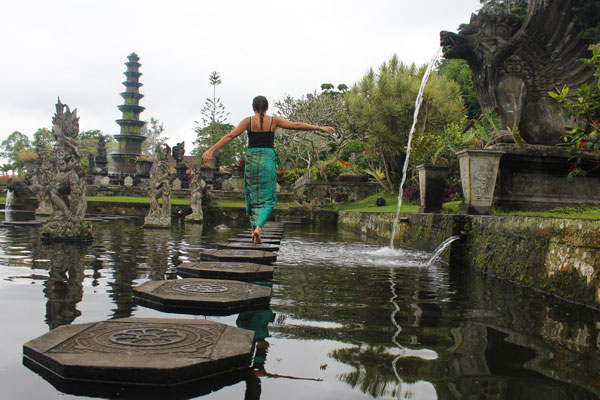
top-left (217, 241), bottom-right (280, 252)
top-left (201, 249), bottom-right (277, 264)
top-left (177, 261), bottom-right (274, 281)
top-left (134, 278), bottom-right (271, 315)
top-left (228, 237), bottom-right (281, 245)
top-left (23, 317), bottom-right (255, 392)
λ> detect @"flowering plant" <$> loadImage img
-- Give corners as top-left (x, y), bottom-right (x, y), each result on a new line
top-left (549, 43), bottom-right (600, 180)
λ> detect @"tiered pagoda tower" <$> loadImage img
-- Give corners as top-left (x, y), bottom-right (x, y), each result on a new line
top-left (110, 52), bottom-right (146, 176)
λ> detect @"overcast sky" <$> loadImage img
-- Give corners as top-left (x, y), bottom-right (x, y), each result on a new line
top-left (0, 0), bottom-right (481, 152)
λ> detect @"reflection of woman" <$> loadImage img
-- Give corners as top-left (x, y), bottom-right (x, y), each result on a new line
top-left (202, 95), bottom-right (335, 243)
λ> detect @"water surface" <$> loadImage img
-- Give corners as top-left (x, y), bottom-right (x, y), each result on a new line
top-left (0, 218), bottom-right (598, 399)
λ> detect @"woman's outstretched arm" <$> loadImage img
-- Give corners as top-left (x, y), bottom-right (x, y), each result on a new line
top-left (201, 118), bottom-right (250, 163)
top-left (273, 116), bottom-right (335, 134)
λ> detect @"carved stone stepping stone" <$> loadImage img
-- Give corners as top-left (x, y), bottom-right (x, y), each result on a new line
top-left (177, 261), bottom-right (274, 281)
top-left (23, 317), bottom-right (254, 392)
top-left (134, 278), bottom-right (271, 315)
top-left (217, 241), bottom-right (280, 252)
top-left (201, 249), bottom-right (277, 264)
top-left (228, 237), bottom-right (281, 245)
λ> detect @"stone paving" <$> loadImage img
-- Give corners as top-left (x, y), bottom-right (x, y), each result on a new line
top-left (177, 261), bottom-right (274, 281)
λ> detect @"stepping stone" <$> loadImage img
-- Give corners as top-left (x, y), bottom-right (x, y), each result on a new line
top-left (217, 241), bottom-right (280, 252)
top-left (228, 237), bottom-right (281, 245)
top-left (23, 317), bottom-right (254, 391)
top-left (1, 220), bottom-right (45, 226)
top-left (177, 261), bottom-right (274, 281)
top-left (236, 232), bottom-right (282, 240)
top-left (201, 249), bottom-right (277, 264)
top-left (134, 278), bottom-right (271, 315)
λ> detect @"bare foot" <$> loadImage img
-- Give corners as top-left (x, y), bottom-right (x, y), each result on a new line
top-left (252, 227), bottom-right (263, 244)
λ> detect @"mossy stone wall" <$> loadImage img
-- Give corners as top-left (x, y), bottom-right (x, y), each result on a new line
top-left (338, 212), bottom-right (600, 308)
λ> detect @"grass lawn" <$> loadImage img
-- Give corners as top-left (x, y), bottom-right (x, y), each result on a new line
top-left (325, 192), bottom-right (420, 213)
top-left (3, 194), bottom-right (599, 219)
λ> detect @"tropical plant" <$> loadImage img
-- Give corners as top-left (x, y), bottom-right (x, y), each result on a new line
top-left (549, 43), bottom-right (600, 179)
top-left (345, 54), bottom-right (465, 193)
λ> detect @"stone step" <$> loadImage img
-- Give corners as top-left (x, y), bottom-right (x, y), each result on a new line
top-left (236, 232), bottom-right (282, 239)
top-left (228, 237), bottom-right (281, 245)
top-left (134, 278), bottom-right (271, 315)
top-left (177, 261), bottom-right (274, 281)
top-left (201, 249), bottom-right (277, 264)
top-left (217, 241), bottom-right (280, 252)
top-left (23, 317), bottom-right (255, 393)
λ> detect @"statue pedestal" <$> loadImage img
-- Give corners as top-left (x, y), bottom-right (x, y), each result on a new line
top-left (143, 215), bottom-right (171, 228)
top-left (492, 145), bottom-right (600, 211)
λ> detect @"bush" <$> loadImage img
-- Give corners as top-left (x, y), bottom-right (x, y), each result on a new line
top-left (402, 183), bottom-right (420, 204)
top-left (281, 168), bottom-right (306, 186)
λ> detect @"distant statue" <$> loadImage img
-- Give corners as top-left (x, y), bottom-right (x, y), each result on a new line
top-left (440, 0), bottom-right (597, 146)
top-left (94, 136), bottom-right (108, 175)
top-left (185, 164), bottom-right (205, 223)
top-left (144, 143), bottom-right (172, 228)
top-left (172, 141), bottom-right (190, 188)
top-left (42, 98), bottom-right (91, 240)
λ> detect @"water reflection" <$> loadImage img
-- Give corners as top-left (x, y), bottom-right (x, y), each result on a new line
top-left (43, 243), bottom-right (87, 329)
top-left (0, 221), bottom-right (599, 399)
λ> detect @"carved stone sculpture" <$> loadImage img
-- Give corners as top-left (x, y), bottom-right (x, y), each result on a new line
top-left (172, 141), bottom-right (189, 188)
top-left (144, 143), bottom-right (172, 228)
top-left (42, 98), bottom-right (91, 240)
top-left (185, 164), bottom-right (205, 223)
top-left (440, 0), bottom-right (596, 146)
top-left (94, 136), bottom-right (108, 176)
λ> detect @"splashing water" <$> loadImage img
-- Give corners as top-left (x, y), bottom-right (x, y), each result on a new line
top-left (426, 235), bottom-right (461, 266)
top-left (390, 48), bottom-right (442, 249)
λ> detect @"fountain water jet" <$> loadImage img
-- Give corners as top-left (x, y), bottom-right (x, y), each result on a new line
top-left (426, 235), bottom-right (461, 267)
top-left (5, 190), bottom-right (14, 222)
top-left (390, 48), bottom-right (442, 249)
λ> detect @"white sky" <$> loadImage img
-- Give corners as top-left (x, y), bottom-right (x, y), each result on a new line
top-left (0, 0), bottom-right (480, 151)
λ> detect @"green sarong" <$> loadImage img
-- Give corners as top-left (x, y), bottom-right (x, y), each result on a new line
top-left (244, 148), bottom-right (278, 228)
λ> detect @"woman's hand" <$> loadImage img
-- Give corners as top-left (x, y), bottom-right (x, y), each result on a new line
top-left (201, 149), bottom-right (214, 164)
top-left (320, 126), bottom-right (335, 134)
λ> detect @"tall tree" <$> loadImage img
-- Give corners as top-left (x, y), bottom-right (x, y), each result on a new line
top-left (275, 89), bottom-right (357, 180)
top-left (479, 0), bottom-right (528, 18)
top-left (437, 59), bottom-right (480, 118)
top-left (141, 117), bottom-right (169, 155)
top-left (193, 71), bottom-right (240, 166)
top-left (1, 131), bottom-right (31, 174)
top-left (345, 54), bottom-right (465, 192)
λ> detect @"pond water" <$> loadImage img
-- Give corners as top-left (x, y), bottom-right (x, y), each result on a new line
top-left (0, 215), bottom-right (599, 399)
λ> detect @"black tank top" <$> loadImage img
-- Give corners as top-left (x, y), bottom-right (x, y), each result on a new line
top-left (247, 116), bottom-right (275, 148)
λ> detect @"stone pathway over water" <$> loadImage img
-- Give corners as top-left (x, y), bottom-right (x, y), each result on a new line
top-left (23, 220), bottom-right (286, 394)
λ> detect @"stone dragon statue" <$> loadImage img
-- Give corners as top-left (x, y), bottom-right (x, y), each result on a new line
top-left (440, 0), bottom-right (597, 146)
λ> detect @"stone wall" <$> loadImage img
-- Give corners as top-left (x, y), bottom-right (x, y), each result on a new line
top-left (338, 211), bottom-right (600, 308)
top-left (296, 182), bottom-right (380, 206)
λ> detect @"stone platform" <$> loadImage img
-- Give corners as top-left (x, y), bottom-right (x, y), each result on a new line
top-left (133, 279), bottom-right (272, 315)
top-left (201, 249), bottom-right (277, 264)
top-left (23, 317), bottom-right (255, 392)
top-left (228, 237), bottom-right (281, 245)
top-left (217, 241), bottom-right (280, 252)
top-left (236, 232), bottom-right (282, 240)
top-left (177, 261), bottom-right (274, 281)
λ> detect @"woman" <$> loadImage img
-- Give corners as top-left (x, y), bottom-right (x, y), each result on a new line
top-left (202, 95), bottom-right (335, 244)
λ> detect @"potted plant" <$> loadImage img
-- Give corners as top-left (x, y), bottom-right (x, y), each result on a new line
top-left (413, 135), bottom-right (451, 213)
top-left (452, 112), bottom-right (522, 214)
